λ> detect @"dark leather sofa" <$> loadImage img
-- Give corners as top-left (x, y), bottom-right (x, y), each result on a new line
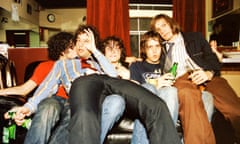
top-left (0, 54), bottom-right (27, 144)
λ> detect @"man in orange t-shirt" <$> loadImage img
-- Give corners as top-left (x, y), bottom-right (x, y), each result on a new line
top-left (2, 32), bottom-right (77, 144)
top-left (30, 61), bottom-right (68, 99)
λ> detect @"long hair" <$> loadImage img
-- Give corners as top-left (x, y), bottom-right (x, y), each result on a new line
top-left (73, 24), bottom-right (100, 48)
top-left (140, 31), bottom-right (164, 60)
top-left (150, 14), bottom-right (181, 35)
top-left (100, 36), bottom-right (128, 68)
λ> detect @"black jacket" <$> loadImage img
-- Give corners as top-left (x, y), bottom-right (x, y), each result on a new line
top-left (162, 32), bottom-right (222, 76)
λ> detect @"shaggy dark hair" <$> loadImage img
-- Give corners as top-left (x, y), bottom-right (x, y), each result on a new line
top-left (140, 30), bottom-right (163, 60)
top-left (47, 32), bottom-right (74, 60)
top-left (100, 36), bottom-right (128, 67)
top-left (73, 25), bottom-right (100, 49)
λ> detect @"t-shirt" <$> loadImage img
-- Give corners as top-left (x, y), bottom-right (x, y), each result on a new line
top-left (30, 60), bottom-right (68, 99)
top-left (130, 61), bottom-right (162, 84)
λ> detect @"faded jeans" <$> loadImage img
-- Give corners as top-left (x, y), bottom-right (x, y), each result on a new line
top-left (24, 95), bottom-right (125, 144)
top-left (142, 83), bottom-right (179, 124)
top-left (131, 83), bottom-right (179, 144)
top-left (131, 86), bottom-right (214, 144)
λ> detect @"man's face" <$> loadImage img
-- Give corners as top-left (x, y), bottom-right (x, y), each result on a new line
top-left (145, 38), bottom-right (161, 64)
top-left (75, 33), bottom-right (92, 59)
top-left (63, 41), bottom-right (77, 59)
top-left (154, 18), bottom-right (174, 41)
top-left (104, 42), bottom-right (121, 63)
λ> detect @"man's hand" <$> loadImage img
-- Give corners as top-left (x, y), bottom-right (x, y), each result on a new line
top-left (157, 73), bottom-right (175, 88)
top-left (4, 106), bottom-right (31, 126)
top-left (84, 28), bottom-right (97, 52)
top-left (188, 70), bottom-right (213, 85)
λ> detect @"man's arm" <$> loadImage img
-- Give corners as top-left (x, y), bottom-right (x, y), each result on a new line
top-left (23, 61), bottom-right (62, 114)
top-left (92, 48), bottom-right (118, 77)
top-left (0, 80), bottom-right (37, 96)
top-left (199, 33), bottom-right (221, 71)
top-left (83, 29), bottom-right (117, 77)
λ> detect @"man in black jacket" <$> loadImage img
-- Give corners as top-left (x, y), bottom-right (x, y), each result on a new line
top-left (150, 14), bottom-right (240, 144)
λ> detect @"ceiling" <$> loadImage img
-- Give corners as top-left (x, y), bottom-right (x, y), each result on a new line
top-left (35, 0), bottom-right (172, 9)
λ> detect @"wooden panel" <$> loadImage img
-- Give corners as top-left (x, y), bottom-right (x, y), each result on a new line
top-left (221, 71), bottom-right (240, 97)
top-left (8, 48), bottom-right (48, 85)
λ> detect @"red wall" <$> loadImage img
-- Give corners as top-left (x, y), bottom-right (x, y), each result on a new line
top-left (8, 48), bottom-right (48, 85)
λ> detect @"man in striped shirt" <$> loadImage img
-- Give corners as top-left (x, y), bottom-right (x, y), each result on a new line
top-left (10, 26), bottom-right (124, 144)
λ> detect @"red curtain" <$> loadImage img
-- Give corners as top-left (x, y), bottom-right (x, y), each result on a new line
top-left (172, 0), bottom-right (206, 36)
top-left (87, 0), bottom-right (131, 56)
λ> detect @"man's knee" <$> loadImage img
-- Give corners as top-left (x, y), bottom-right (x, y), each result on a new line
top-left (102, 95), bottom-right (126, 118)
top-left (37, 98), bottom-right (61, 117)
top-left (141, 83), bottom-right (158, 94)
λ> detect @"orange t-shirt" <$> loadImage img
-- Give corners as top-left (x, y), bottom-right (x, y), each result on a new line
top-left (30, 60), bottom-right (68, 99)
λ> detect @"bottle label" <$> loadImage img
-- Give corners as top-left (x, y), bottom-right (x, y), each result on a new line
top-left (2, 127), bottom-right (9, 143)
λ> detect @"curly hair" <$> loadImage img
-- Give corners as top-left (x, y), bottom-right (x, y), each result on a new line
top-left (73, 25), bottom-right (100, 48)
top-left (100, 36), bottom-right (128, 67)
top-left (47, 32), bottom-right (74, 60)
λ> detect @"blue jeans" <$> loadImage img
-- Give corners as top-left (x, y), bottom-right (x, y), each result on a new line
top-left (142, 83), bottom-right (179, 124)
top-left (131, 84), bottom-right (179, 144)
top-left (24, 95), bottom-right (68, 144)
top-left (131, 90), bottom-right (214, 144)
top-left (24, 95), bottom-right (125, 144)
top-left (201, 91), bottom-right (214, 122)
top-left (101, 95), bottom-right (126, 143)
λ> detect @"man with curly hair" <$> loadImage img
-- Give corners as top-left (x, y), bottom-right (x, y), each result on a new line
top-left (3, 32), bottom-right (77, 143)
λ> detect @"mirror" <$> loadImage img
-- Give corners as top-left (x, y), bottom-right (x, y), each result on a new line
top-left (208, 8), bottom-right (240, 46)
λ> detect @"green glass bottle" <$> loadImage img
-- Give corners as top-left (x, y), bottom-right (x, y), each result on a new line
top-left (2, 111), bottom-right (32, 143)
top-left (2, 112), bottom-right (16, 143)
top-left (22, 118), bottom-right (32, 129)
top-left (169, 62), bottom-right (178, 78)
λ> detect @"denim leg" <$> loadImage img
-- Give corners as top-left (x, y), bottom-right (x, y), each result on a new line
top-left (100, 95), bottom-right (126, 144)
top-left (131, 84), bottom-right (179, 144)
top-left (157, 86), bottom-right (179, 124)
top-left (24, 96), bottom-right (62, 144)
top-left (131, 119), bottom-right (149, 144)
top-left (201, 91), bottom-right (214, 122)
top-left (48, 98), bottom-right (70, 144)
top-left (142, 83), bottom-right (179, 124)
top-left (141, 83), bottom-right (158, 95)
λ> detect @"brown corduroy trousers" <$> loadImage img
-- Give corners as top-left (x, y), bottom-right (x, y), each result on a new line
top-left (175, 73), bottom-right (240, 144)
top-left (174, 73), bottom-right (215, 144)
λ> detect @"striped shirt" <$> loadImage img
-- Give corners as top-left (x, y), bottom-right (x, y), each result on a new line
top-left (171, 33), bottom-right (201, 78)
top-left (24, 49), bottom-right (118, 113)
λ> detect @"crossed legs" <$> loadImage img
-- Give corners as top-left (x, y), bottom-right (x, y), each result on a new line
top-left (68, 74), bottom-right (181, 144)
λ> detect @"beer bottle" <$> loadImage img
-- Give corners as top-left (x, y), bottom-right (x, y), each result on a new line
top-left (169, 62), bottom-right (178, 78)
top-left (2, 112), bottom-right (16, 143)
top-left (22, 118), bottom-right (32, 129)
top-left (2, 111), bottom-right (32, 143)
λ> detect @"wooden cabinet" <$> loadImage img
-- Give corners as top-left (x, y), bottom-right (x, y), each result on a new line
top-left (6, 30), bottom-right (30, 47)
top-left (8, 48), bottom-right (48, 84)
